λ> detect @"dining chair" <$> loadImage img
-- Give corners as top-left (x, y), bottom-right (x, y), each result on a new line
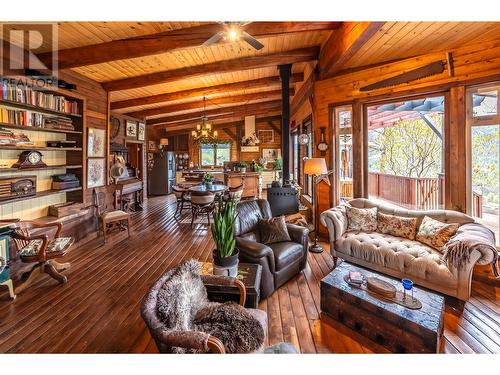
top-left (190, 191), bottom-right (216, 227)
top-left (226, 184), bottom-right (244, 203)
top-left (93, 185), bottom-right (131, 243)
top-left (173, 186), bottom-right (191, 218)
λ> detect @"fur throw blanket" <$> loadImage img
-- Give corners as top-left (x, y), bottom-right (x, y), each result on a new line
top-left (154, 259), bottom-right (265, 353)
top-left (443, 223), bottom-right (499, 277)
top-left (194, 302), bottom-right (265, 353)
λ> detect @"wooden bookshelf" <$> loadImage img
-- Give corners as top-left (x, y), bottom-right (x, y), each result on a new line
top-left (0, 84), bottom-right (85, 216)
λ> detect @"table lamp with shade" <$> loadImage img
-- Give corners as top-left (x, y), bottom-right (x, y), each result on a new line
top-left (159, 138), bottom-right (169, 151)
top-left (303, 157), bottom-right (330, 253)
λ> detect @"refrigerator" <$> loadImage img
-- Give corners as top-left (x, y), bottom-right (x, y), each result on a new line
top-left (148, 151), bottom-right (176, 195)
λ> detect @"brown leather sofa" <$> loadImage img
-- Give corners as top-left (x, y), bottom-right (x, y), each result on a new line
top-left (234, 199), bottom-right (309, 299)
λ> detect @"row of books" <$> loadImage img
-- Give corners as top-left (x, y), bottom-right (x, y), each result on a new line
top-left (0, 107), bottom-right (75, 131)
top-left (1, 81), bottom-right (80, 115)
top-left (0, 127), bottom-right (34, 146)
top-left (0, 108), bottom-right (45, 127)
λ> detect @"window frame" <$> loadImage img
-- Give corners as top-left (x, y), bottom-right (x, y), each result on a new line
top-left (465, 83), bottom-right (500, 246)
top-left (199, 143), bottom-right (231, 167)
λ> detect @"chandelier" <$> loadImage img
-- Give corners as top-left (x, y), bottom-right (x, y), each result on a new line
top-left (191, 97), bottom-right (218, 144)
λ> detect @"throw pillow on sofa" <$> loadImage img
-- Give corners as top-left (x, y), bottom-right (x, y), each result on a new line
top-left (416, 215), bottom-right (460, 251)
top-left (258, 215), bottom-right (291, 244)
top-left (377, 212), bottom-right (418, 240)
top-left (346, 206), bottom-right (377, 232)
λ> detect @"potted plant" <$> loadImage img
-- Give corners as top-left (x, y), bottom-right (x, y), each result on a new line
top-left (239, 161), bottom-right (248, 173)
top-left (204, 173), bottom-right (215, 189)
top-left (211, 196), bottom-right (239, 277)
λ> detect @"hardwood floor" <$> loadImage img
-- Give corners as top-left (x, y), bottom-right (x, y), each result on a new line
top-left (0, 195), bottom-right (498, 353)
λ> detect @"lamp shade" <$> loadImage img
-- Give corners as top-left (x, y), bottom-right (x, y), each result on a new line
top-left (304, 158), bottom-right (328, 176)
top-left (160, 138), bottom-right (169, 146)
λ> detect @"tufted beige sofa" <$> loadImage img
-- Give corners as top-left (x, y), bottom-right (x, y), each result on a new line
top-left (320, 198), bottom-right (496, 300)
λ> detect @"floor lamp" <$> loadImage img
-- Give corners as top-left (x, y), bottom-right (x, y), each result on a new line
top-left (304, 158), bottom-right (330, 253)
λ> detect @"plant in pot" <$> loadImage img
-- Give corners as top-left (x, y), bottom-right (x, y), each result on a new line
top-left (239, 161), bottom-right (248, 173)
top-left (211, 196), bottom-right (239, 277)
top-left (204, 173), bottom-right (215, 189)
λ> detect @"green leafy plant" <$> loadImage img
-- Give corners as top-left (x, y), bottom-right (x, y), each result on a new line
top-left (274, 158), bottom-right (282, 171)
top-left (204, 173), bottom-right (215, 183)
top-left (254, 163), bottom-right (264, 172)
top-left (211, 196), bottom-right (238, 258)
top-left (236, 161), bottom-right (248, 168)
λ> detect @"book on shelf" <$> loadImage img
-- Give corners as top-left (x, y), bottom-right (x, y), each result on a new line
top-left (1, 80), bottom-right (80, 115)
top-left (0, 107), bottom-right (75, 131)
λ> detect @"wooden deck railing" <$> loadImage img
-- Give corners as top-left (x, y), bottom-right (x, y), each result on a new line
top-left (368, 172), bottom-right (444, 210)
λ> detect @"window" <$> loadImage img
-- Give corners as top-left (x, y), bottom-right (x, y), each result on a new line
top-left (467, 84), bottom-right (500, 246)
top-left (291, 129), bottom-right (299, 182)
top-left (333, 105), bottom-right (353, 202)
top-left (366, 95), bottom-right (446, 210)
top-left (200, 143), bottom-right (231, 166)
top-left (302, 117), bottom-right (313, 196)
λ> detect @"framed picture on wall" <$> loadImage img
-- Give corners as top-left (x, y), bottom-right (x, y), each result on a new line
top-left (87, 127), bottom-right (105, 157)
top-left (126, 120), bottom-right (137, 138)
top-left (148, 140), bottom-right (157, 152)
top-left (138, 122), bottom-right (145, 141)
top-left (87, 158), bottom-right (106, 188)
top-left (262, 148), bottom-right (281, 162)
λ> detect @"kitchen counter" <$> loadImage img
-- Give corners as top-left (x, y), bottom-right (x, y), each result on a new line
top-left (224, 172), bottom-right (262, 198)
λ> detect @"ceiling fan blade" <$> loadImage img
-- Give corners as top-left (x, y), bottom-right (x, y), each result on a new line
top-left (241, 31), bottom-right (264, 50)
top-left (202, 31), bottom-right (225, 47)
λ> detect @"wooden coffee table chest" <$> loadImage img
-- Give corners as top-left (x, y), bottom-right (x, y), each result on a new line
top-left (320, 262), bottom-right (445, 353)
top-left (200, 262), bottom-right (262, 308)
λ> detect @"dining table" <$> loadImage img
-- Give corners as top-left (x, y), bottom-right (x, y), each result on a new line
top-left (188, 184), bottom-right (228, 193)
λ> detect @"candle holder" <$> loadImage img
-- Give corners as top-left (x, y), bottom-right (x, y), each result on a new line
top-left (402, 278), bottom-right (414, 302)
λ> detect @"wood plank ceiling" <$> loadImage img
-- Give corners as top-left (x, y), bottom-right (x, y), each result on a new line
top-left (43, 21), bottom-right (500, 131)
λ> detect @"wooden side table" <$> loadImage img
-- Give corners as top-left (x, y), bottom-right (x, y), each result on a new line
top-left (200, 262), bottom-right (262, 308)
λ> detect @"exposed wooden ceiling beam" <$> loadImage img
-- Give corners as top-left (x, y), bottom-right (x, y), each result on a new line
top-left (318, 22), bottom-right (385, 80)
top-left (126, 88), bottom-right (293, 119)
top-left (149, 100), bottom-right (282, 126)
top-left (110, 73), bottom-right (304, 110)
top-left (165, 115), bottom-right (282, 134)
top-left (40, 22), bottom-right (338, 70)
top-left (102, 46), bottom-right (319, 92)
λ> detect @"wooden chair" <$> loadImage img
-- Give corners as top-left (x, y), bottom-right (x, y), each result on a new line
top-left (93, 185), bottom-right (131, 243)
top-left (173, 185), bottom-right (191, 218)
top-left (190, 191), bottom-right (216, 227)
top-left (10, 221), bottom-right (74, 294)
top-left (227, 184), bottom-right (244, 202)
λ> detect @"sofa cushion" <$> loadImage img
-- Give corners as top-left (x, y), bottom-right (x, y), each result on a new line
top-left (346, 206), bottom-right (377, 232)
top-left (416, 216), bottom-right (460, 251)
top-left (377, 212), bottom-right (418, 240)
top-left (335, 231), bottom-right (455, 286)
top-left (269, 242), bottom-right (303, 270)
top-left (258, 216), bottom-right (291, 244)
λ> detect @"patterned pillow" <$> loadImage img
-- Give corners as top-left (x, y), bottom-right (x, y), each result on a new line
top-left (416, 216), bottom-right (460, 251)
top-left (377, 212), bottom-right (418, 240)
top-left (346, 206), bottom-right (378, 232)
top-left (258, 216), bottom-right (291, 244)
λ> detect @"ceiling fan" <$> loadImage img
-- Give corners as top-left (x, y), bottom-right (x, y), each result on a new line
top-left (202, 22), bottom-right (264, 50)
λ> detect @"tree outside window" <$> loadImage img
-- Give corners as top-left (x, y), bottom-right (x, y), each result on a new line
top-left (200, 143), bottom-right (231, 166)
